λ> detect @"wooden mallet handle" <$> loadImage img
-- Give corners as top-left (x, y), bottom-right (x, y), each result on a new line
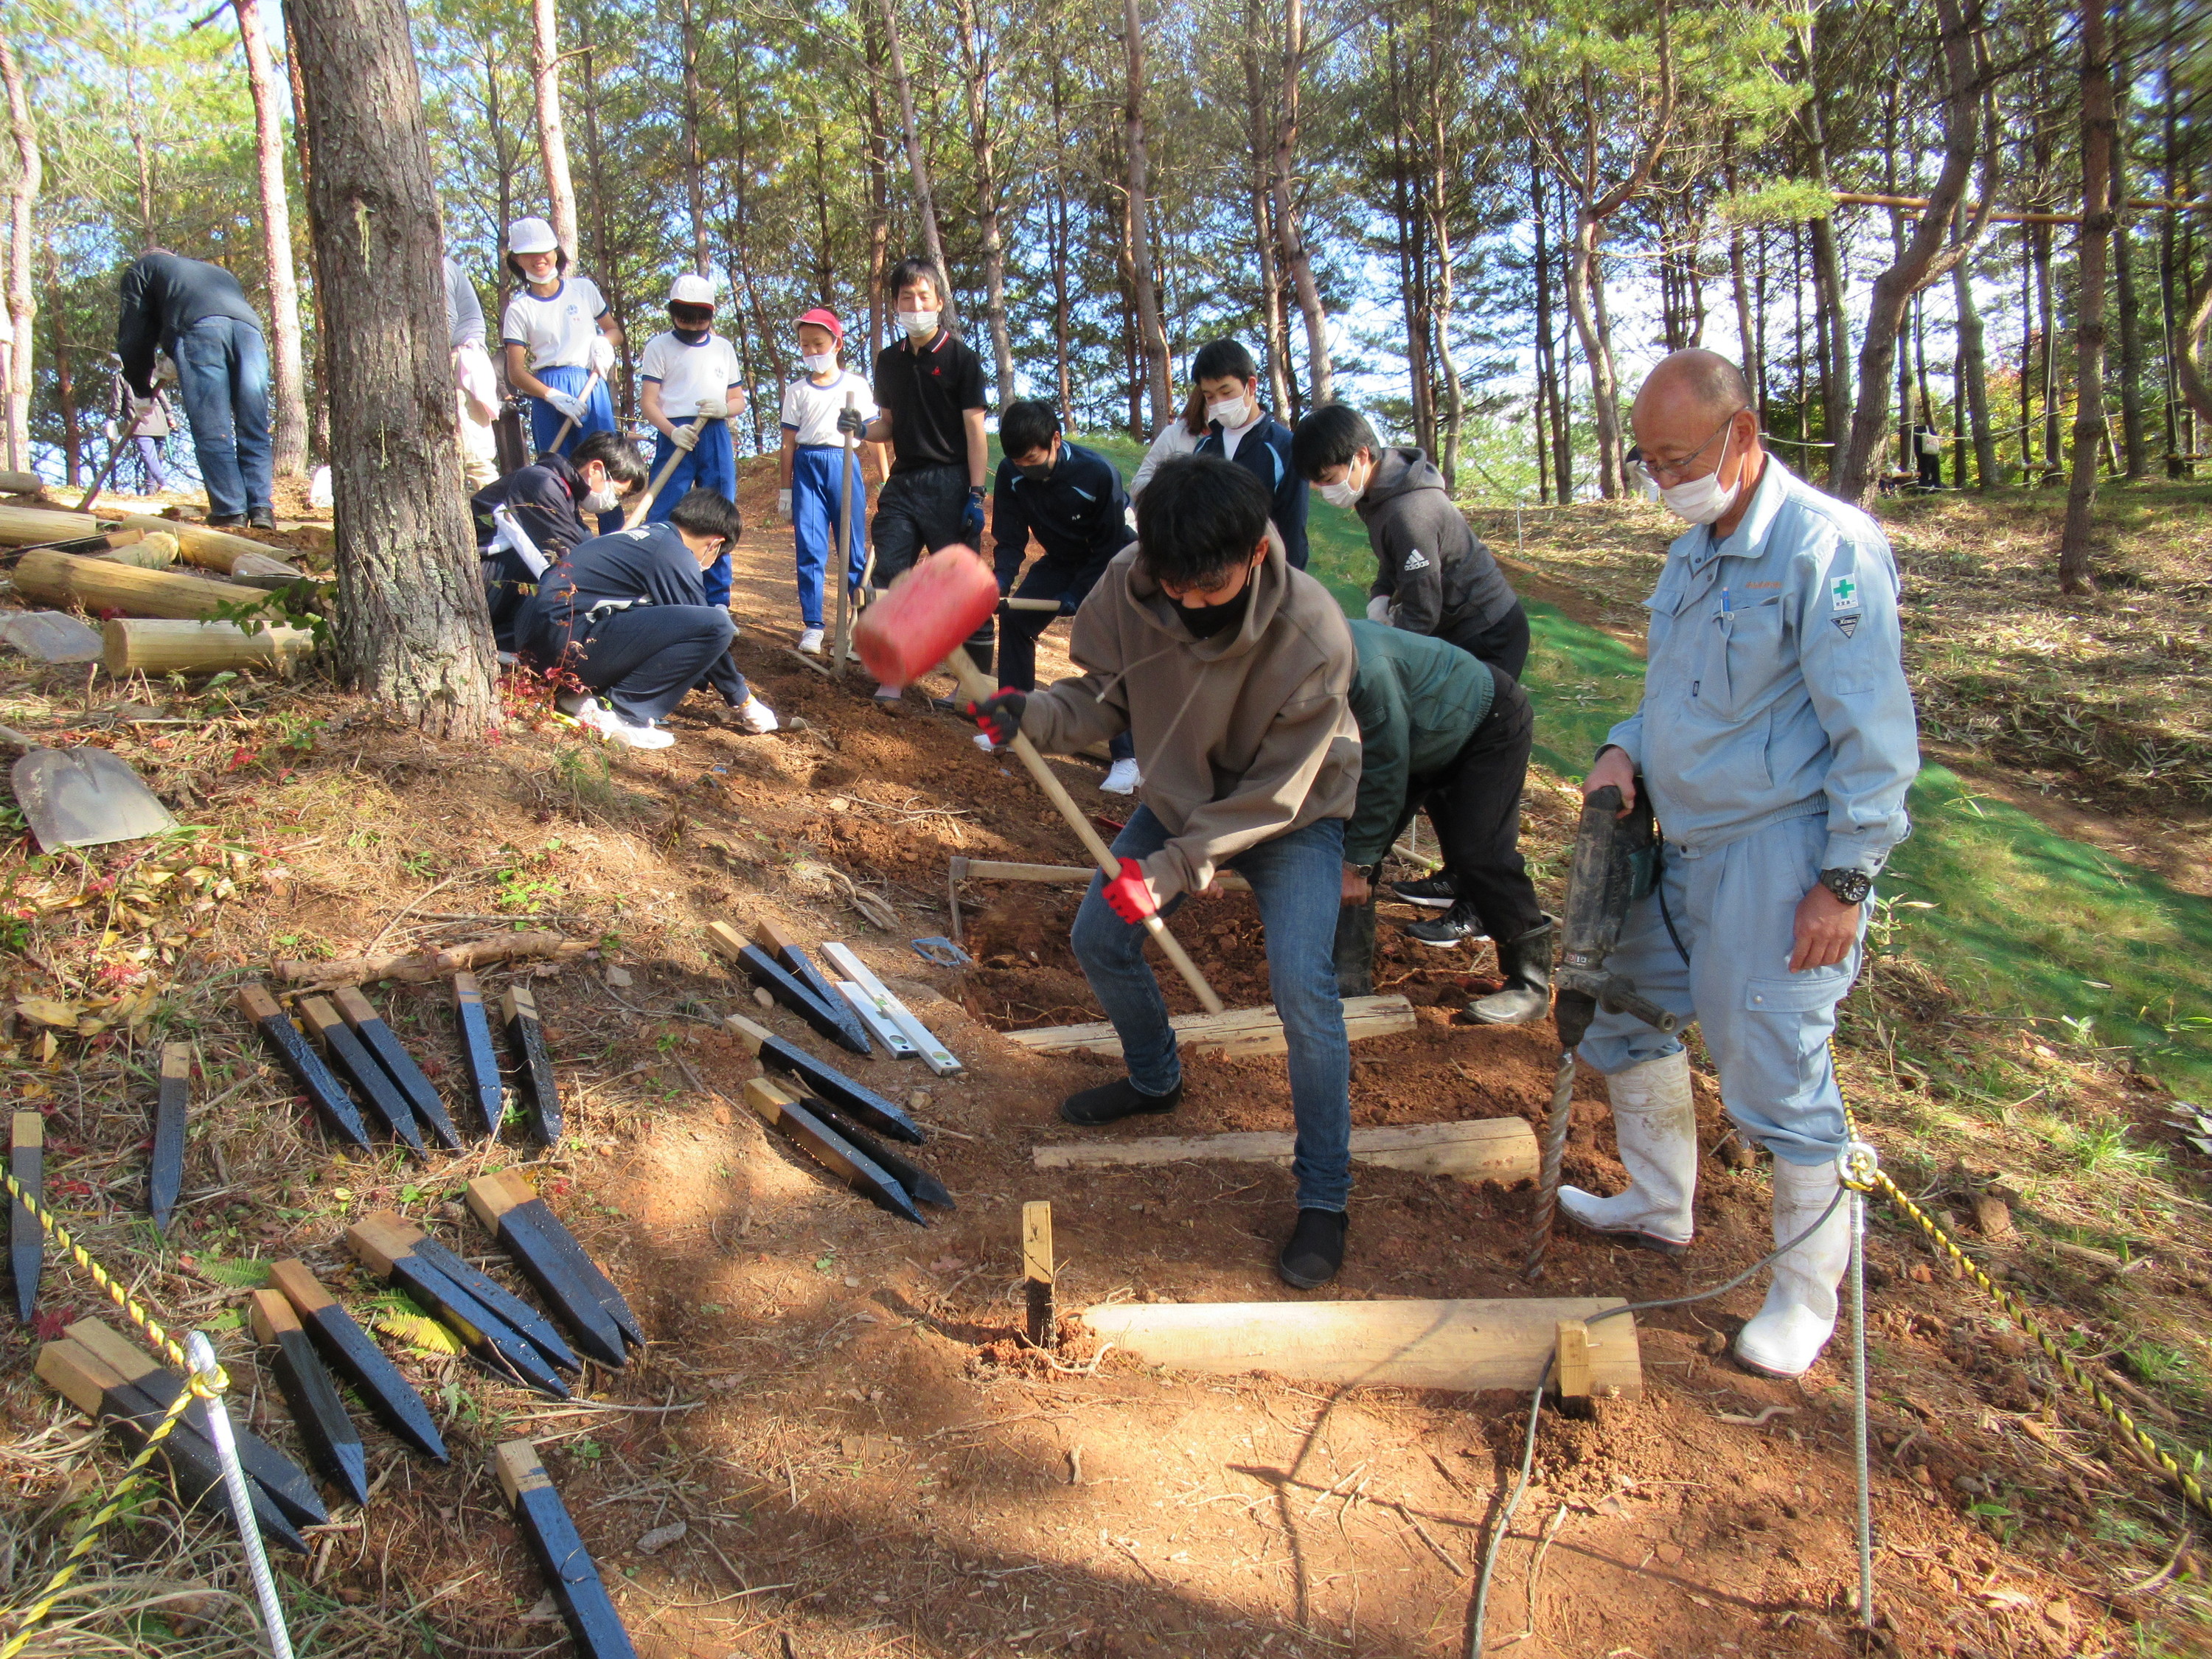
top-left (944, 650), bottom-right (1224, 1015)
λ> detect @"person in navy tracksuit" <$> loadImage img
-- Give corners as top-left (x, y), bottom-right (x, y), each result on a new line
top-left (1189, 338), bottom-right (1308, 571)
top-left (990, 399), bottom-right (1138, 694)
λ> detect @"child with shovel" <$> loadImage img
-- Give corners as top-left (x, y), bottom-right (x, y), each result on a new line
top-left (777, 308), bottom-right (877, 656)
top-left (499, 216), bottom-right (620, 459)
top-left (961, 455), bottom-right (1363, 1290)
top-left (639, 273), bottom-right (748, 609)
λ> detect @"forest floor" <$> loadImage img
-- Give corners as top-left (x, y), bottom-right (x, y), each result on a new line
top-left (0, 459), bottom-right (2203, 1659)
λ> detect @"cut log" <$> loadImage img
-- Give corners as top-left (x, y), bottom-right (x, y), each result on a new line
top-left (1004, 993), bottom-right (1416, 1060)
top-left (950, 856), bottom-right (1249, 893)
top-left (0, 469), bottom-right (46, 496)
top-left (1032, 1118), bottom-right (1539, 1184)
top-left (97, 530), bottom-right (178, 569)
top-left (274, 930), bottom-right (590, 991)
top-left (102, 618), bottom-right (316, 676)
top-left (1079, 1296), bottom-right (1642, 1399)
top-left (0, 502), bottom-right (97, 544)
top-left (114, 515), bottom-right (299, 577)
top-left (13, 549), bottom-right (279, 622)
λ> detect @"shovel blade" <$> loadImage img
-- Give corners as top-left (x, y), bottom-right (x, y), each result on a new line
top-left (13, 747), bottom-right (176, 850)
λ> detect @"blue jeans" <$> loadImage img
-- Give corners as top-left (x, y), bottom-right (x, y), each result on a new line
top-left (1071, 806), bottom-right (1352, 1211)
top-left (170, 316), bottom-right (272, 518)
top-left (790, 445), bottom-right (869, 627)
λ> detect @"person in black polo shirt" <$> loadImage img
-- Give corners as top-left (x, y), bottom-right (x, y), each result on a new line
top-left (1189, 338), bottom-right (1308, 572)
top-left (990, 400), bottom-right (1137, 696)
top-left (846, 257), bottom-right (991, 699)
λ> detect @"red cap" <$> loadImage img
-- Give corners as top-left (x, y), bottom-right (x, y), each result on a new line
top-left (794, 308), bottom-right (844, 345)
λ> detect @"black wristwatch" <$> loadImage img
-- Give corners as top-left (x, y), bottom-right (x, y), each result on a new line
top-left (1818, 867), bottom-right (1874, 905)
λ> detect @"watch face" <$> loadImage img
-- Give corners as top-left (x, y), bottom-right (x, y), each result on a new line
top-left (1823, 869), bottom-right (1872, 904)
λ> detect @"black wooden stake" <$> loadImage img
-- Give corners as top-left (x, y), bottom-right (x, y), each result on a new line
top-left (741, 1077), bottom-right (925, 1225)
top-left (495, 1440), bottom-right (639, 1659)
top-left (148, 1043), bottom-right (189, 1233)
top-left (236, 984), bottom-right (372, 1150)
top-left (298, 995), bottom-right (426, 1155)
top-left (723, 1011), bottom-right (925, 1144)
top-left (465, 1172), bottom-right (631, 1367)
top-left (499, 986), bottom-right (563, 1147)
top-left (331, 984), bottom-right (464, 1150)
top-left (452, 972), bottom-right (506, 1133)
top-left (10, 1111), bottom-right (41, 1324)
top-left (268, 1259), bottom-right (448, 1463)
top-left (346, 1214), bottom-right (568, 1399)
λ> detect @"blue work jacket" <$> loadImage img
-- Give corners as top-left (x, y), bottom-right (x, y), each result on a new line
top-left (1604, 456), bottom-right (1920, 876)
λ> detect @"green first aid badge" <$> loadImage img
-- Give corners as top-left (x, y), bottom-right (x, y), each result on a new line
top-left (1829, 574), bottom-right (1860, 611)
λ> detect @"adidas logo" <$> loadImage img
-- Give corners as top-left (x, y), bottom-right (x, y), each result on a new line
top-left (1402, 549), bottom-right (1430, 572)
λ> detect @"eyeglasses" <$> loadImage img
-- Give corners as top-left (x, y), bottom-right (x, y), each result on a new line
top-left (1643, 411), bottom-right (1747, 487)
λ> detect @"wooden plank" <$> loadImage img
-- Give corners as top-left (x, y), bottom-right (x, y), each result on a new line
top-left (1554, 1320), bottom-right (1593, 1400)
top-left (1032, 1118), bottom-right (1539, 1184)
top-left (330, 984), bottom-right (463, 1150)
top-left (1023, 1201), bottom-right (1054, 1350)
top-left (1078, 1297), bottom-right (1642, 1399)
top-left (1005, 994), bottom-right (1418, 1060)
top-left (346, 1214), bottom-right (570, 1399)
top-left (465, 1169), bottom-right (635, 1365)
top-left (297, 995), bottom-right (426, 1155)
top-left (956, 858), bottom-right (1250, 892)
top-left (748, 919), bottom-right (877, 1055)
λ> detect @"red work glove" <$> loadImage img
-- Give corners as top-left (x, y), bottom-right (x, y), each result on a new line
top-left (962, 689), bottom-right (1026, 750)
top-left (1103, 857), bottom-right (1158, 923)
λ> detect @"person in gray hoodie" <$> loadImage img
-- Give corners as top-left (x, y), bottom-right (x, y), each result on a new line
top-left (1294, 403), bottom-right (1531, 927)
top-left (962, 456), bottom-right (1363, 1290)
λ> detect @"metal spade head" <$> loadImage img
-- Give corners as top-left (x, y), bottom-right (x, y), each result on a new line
top-left (6, 734), bottom-right (175, 850)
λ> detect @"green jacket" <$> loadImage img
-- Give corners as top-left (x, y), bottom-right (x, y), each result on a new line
top-left (1343, 619), bottom-right (1496, 867)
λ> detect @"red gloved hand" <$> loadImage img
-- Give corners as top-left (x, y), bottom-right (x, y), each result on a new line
top-left (962, 689), bottom-right (1026, 750)
top-left (1103, 857), bottom-right (1158, 923)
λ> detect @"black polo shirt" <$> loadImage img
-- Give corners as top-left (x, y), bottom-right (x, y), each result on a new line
top-left (874, 329), bottom-right (988, 475)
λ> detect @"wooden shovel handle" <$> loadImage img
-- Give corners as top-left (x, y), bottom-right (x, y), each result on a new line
top-left (944, 650), bottom-right (1224, 1015)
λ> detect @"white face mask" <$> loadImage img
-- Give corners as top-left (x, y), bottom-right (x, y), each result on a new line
top-left (897, 309), bottom-right (938, 338)
top-left (581, 487), bottom-right (619, 515)
top-left (1317, 479), bottom-right (1360, 509)
top-left (1658, 424), bottom-right (1742, 526)
top-left (1207, 396), bottom-right (1251, 429)
top-left (801, 351), bottom-right (837, 375)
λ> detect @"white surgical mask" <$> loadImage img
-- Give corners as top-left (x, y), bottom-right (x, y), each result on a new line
top-left (1207, 397), bottom-right (1251, 429)
top-left (802, 351), bottom-right (837, 375)
top-left (1318, 479), bottom-right (1360, 509)
top-left (897, 309), bottom-right (938, 338)
top-left (1658, 425), bottom-right (1741, 526)
top-left (581, 487), bottom-right (619, 514)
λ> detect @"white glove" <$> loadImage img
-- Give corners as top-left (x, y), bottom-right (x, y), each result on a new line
top-left (103, 420), bottom-right (119, 442)
top-left (668, 422), bottom-right (700, 452)
top-left (546, 392), bottom-right (587, 423)
top-left (589, 335), bottom-right (616, 375)
top-left (693, 398), bottom-right (729, 422)
top-left (1366, 594), bottom-right (1392, 622)
top-left (777, 488), bottom-right (793, 517)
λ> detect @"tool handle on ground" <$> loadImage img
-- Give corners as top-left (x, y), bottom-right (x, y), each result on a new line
top-left (545, 368), bottom-right (602, 453)
top-left (0, 725), bottom-right (35, 754)
top-left (624, 409), bottom-right (712, 530)
top-left (76, 406), bottom-right (150, 515)
top-left (833, 388), bottom-right (858, 667)
top-left (944, 650), bottom-right (1224, 1016)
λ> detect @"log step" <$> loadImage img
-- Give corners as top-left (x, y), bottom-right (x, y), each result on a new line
top-left (1004, 993), bottom-right (1416, 1060)
top-left (1032, 1118), bottom-right (1538, 1183)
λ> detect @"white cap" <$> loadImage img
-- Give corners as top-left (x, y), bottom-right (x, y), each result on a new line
top-left (507, 217), bottom-right (559, 256)
top-left (669, 272), bottom-right (716, 307)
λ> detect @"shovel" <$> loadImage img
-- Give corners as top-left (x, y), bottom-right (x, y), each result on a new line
top-left (0, 724), bottom-right (177, 849)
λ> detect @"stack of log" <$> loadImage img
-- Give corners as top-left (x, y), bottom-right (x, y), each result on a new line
top-left (0, 503), bottom-right (319, 675)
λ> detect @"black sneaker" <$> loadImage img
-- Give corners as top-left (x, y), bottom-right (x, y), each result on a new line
top-left (1402, 902), bottom-right (1489, 949)
top-left (1060, 1076), bottom-right (1182, 1127)
top-left (206, 513), bottom-right (247, 528)
top-left (1278, 1208), bottom-right (1349, 1289)
top-left (1388, 873), bottom-right (1457, 910)
top-left (247, 508), bottom-right (277, 530)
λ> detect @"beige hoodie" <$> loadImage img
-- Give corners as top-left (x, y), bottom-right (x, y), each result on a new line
top-left (1019, 536), bottom-right (1360, 901)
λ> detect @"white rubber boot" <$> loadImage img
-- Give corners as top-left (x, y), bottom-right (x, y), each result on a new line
top-left (1734, 1156), bottom-right (1852, 1379)
top-left (1557, 1050), bottom-right (1697, 1255)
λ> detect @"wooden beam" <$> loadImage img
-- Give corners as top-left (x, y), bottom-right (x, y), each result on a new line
top-left (1032, 1118), bottom-right (1539, 1185)
top-left (1079, 1297), bottom-right (1641, 1399)
top-left (113, 515), bottom-right (299, 577)
top-left (1023, 1200), bottom-right (1054, 1350)
top-left (953, 858), bottom-right (1251, 893)
top-left (102, 618), bottom-right (315, 676)
top-left (1004, 994), bottom-right (1417, 1060)
top-left (12, 548), bottom-right (280, 622)
top-left (741, 1075), bottom-right (926, 1225)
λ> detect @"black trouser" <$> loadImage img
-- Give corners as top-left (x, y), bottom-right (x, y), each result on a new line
top-left (555, 606), bottom-right (745, 726)
top-left (1917, 451), bottom-right (1943, 489)
top-left (1440, 599), bottom-right (1530, 681)
top-left (1402, 669), bottom-right (1544, 939)
top-left (872, 462), bottom-right (992, 675)
top-left (484, 549), bottom-right (537, 653)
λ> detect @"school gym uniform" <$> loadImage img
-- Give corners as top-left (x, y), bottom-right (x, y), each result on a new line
top-left (1196, 408), bottom-right (1310, 571)
top-left (781, 369), bottom-right (875, 629)
top-left (501, 276), bottom-right (616, 457)
top-left (639, 327), bottom-right (742, 607)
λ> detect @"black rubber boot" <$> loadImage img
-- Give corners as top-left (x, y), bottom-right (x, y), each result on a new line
top-left (1388, 873), bottom-right (1457, 910)
top-left (1467, 920), bottom-right (1554, 1025)
top-left (1060, 1076), bottom-right (1183, 1127)
top-left (1332, 894), bottom-right (1377, 998)
top-left (1278, 1208), bottom-right (1349, 1289)
top-left (1402, 900), bottom-right (1488, 949)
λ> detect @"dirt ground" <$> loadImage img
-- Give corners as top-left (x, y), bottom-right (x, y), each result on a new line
top-left (0, 464), bottom-right (2200, 1659)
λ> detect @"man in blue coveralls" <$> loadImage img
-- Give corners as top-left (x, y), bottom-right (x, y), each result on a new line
top-left (1571, 349), bottom-right (1919, 1380)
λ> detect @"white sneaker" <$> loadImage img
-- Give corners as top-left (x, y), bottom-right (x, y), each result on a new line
top-left (553, 687), bottom-right (590, 717)
top-left (1557, 1050), bottom-right (1697, 1254)
top-left (573, 699), bottom-right (675, 750)
top-left (797, 627), bottom-right (825, 655)
top-left (1100, 757), bottom-right (1143, 795)
top-left (496, 650), bottom-right (519, 667)
top-left (1735, 1156), bottom-right (1852, 1379)
top-left (736, 696), bottom-right (779, 734)
top-left (874, 682), bottom-right (904, 703)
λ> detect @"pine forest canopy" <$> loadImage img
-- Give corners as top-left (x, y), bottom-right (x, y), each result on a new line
top-left (1, 0), bottom-right (2208, 521)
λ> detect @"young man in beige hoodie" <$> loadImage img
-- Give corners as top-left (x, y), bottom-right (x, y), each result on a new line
top-left (964, 456), bottom-right (1363, 1287)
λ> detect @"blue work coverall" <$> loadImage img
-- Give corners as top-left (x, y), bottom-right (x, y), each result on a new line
top-left (1578, 457), bottom-right (1920, 1166)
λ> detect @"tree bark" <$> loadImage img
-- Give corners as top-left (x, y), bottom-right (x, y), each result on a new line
top-left (529, 0), bottom-right (579, 258)
top-left (873, 0), bottom-right (952, 321)
top-left (677, 0), bottom-right (710, 276)
top-left (862, 8), bottom-right (891, 355)
top-left (1271, 0), bottom-right (1330, 404)
top-left (289, 0), bottom-right (498, 737)
top-left (954, 0), bottom-right (1015, 408)
top-left (2109, 60), bottom-right (2147, 476)
top-left (1425, 80), bottom-right (1464, 489)
top-left (2176, 262), bottom-right (2212, 429)
top-left (1834, 0), bottom-right (1989, 507)
top-left (1121, 0), bottom-right (1172, 431)
top-left (2059, 0), bottom-right (2115, 594)
top-left (281, 11), bottom-right (328, 462)
top-left (1242, 7), bottom-right (1292, 418)
top-left (232, 0), bottom-right (309, 479)
top-left (1048, 61), bottom-right (1074, 419)
top-left (1796, 28), bottom-right (1853, 484)
top-left (0, 39), bottom-right (37, 475)
top-left (1952, 243), bottom-right (2000, 487)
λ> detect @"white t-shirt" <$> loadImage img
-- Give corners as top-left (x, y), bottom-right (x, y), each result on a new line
top-left (780, 369), bottom-right (877, 447)
top-left (500, 277), bottom-right (610, 371)
top-left (639, 330), bottom-right (743, 414)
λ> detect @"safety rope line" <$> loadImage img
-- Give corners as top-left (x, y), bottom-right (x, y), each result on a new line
top-left (0, 1162), bottom-right (235, 1655)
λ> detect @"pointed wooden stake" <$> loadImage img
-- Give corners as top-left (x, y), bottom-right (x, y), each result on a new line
top-left (346, 1213), bottom-right (568, 1398)
top-left (495, 1440), bottom-right (639, 1658)
top-left (267, 1258), bottom-right (448, 1462)
top-left (499, 986), bottom-right (563, 1147)
top-left (236, 984), bottom-right (372, 1149)
top-left (465, 1171), bottom-right (632, 1366)
top-left (722, 1011), bottom-right (925, 1144)
top-left (10, 1112), bottom-right (42, 1324)
top-left (298, 995), bottom-right (426, 1155)
top-left (710, 919), bottom-right (872, 1055)
top-left (1023, 1201), bottom-right (1055, 1351)
top-left (452, 972), bottom-right (506, 1133)
top-left (804, 1099), bottom-right (954, 1209)
top-left (741, 1077), bottom-right (925, 1225)
top-left (148, 1044), bottom-right (189, 1232)
top-left (250, 1289), bottom-right (370, 1504)
top-left (331, 984), bottom-right (464, 1150)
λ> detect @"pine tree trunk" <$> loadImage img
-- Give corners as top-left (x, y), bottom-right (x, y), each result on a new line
top-left (874, 0), bottom-right (952, 320)
top-left (1242, 11), bottom-right (1292, 417)
top-left (1799, 64), bottom-right (1853, 483)
top-left (678, 0), bottom-right (709, 276)
top-left (1271, 0), bottom-right (1330, 404)
top-left (1048, 63), bottom-right (1074, 420)
top-left (1952, 247), bottom-right (2000, 488)
top-left (863, 10), bottom-right (891, 355)
top-left (231, 0), bottom-right (308, 479)
top-left (289, 0), bottom-right (498, 737)
top-left (1121, 0), bottom-right (1171, 431)
top-left (1427, 91), bottom-right (1464, 490)
top-left (1531, 142), bottom-right (1552, 504)
top-left (1565, 210), bottom-right (1625, 497)
top-left (529, 0), bottom-right (579, 258)
top-left (2110, 80), bottom-right (2147, 476)
top-left (953, 0), bottom-right (1015, 408)
top-left (0, 39), bottom-right (36, 475)
top-left (2060, 0), bottom-right (2115, 594)
top-left (282, 12), bottom-right (328, 462)
top-left (2177, 263), bottom-right (2212, 429)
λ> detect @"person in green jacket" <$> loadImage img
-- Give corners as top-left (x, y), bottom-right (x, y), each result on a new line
top-left (1336, 619), bottom-right (1551, 1023)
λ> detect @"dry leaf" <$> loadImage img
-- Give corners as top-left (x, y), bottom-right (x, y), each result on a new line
top-left (15, 998), bottom-right (79, 1029)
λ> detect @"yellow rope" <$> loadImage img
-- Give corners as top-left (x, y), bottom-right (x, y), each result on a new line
top-left (0, 1164), bottom-right (232, 1653)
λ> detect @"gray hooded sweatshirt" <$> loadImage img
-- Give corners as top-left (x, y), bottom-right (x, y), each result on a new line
top-left (1019, 536), bottom-right (1360, 902)
top-left (1359, 446), bottom-right (1518, 639)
